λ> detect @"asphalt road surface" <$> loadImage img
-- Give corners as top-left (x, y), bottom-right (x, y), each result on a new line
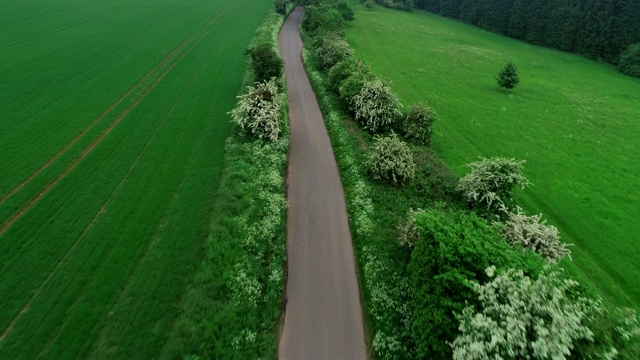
top-left (277, 6), bottom-right (368, 360)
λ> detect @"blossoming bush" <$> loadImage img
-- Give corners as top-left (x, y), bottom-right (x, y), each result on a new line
top-left (452, 266), bottom-right (598, 360)
top-left (501, 206), bottom-right (571, 263)
top-left (368, 133), bottom-right (415, 184)
top-left (410, 208), bottom-right (544, 359)
top-left (397, 208), bottom-right (424, 248)
top-left (230, 78), bottom-right (282, 141)
top-left (351, 79), bottom-right (403, 132)
top-left (457, 157), bottom-right (529, 214)
top-left (315, 35), bottom-right (354, 70)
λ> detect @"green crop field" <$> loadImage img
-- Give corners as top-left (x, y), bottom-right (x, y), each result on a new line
top-left (345, 6), bottom-right (640, 310)
top-left (0, 0), bottom-right (270, 357)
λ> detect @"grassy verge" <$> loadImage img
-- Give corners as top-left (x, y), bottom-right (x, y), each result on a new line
top-left (160, 12), bottom-right (289, 360)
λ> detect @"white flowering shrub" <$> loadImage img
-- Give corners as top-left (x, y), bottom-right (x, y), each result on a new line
top-left (229, 78), bottom-right (282, 141)
top-left (457, 157), bottom-right (529, 214)
top-left (368, 133), bottom-right (415, 184)
top-left (397, 208), bottom-right (424, 248)
top-left (502, 206), bottom-right (571, 263)
top-left (452, 266), bottom-right (598, 360)
top-left (403, 104), bottom-right (437, 146)
top-left (315, 35), bottom-right (354, 70)
top-left (351, 79), bottom-right (403, 133)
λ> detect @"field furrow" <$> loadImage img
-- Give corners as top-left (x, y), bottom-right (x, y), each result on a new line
top-left (0, 6), bottom-right (236, 235)
top-left (0, 0), bottom-right (271, 357)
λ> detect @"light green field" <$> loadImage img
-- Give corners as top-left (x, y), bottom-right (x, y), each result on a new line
top-left (346, 6), bottom-right (640, 310)
top-left (0, 0), bottom-right (270, 357)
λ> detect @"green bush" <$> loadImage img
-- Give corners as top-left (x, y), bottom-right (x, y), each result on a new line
top-left (302, 5), bottom-right (346, 34)
top-left (619, 43), bottom-right (640, 78)
top-left (368, 133), bottom-right (415, 184)
top-left (409, 208), bottom-right (544, 359)
top-left (364, 0), bottom-right (375, 9)
top-left (336, 1), bottom-right (355, 21)
top-left (328, 59), bottom-right (358, 92)
top-left (351, 79), bottom-right (403, 132)
top-left (274, 0), bottom-right (287, 15)
top-left (402, 104), bottom-right (437, 146)
top-left (338, 69), bottom-right (372, 109)
top-left (246, 43), bottom-right (283, 83)
top-left (576, 307), bottom-right (640, 359)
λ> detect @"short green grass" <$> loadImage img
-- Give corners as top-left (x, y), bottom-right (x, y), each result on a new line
top-left (0, 0), bottom-right (270, 358)
top-left (345, 6), bottom-right (640, 310)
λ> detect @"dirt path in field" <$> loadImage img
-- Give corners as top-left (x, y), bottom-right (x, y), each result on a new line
top-left (278, 7), bottom-right (367, 359)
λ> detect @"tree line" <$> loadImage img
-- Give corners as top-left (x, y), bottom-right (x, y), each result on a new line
top-left (415, 0), bottom-right (640, 65)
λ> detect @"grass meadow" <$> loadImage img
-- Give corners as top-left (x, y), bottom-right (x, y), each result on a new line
top-left (345, 6), bottom-right (640, 310)
top-left (0, 0), bottom-right (270, 357)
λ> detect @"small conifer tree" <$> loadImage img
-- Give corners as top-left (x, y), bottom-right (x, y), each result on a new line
top-left (496, 62), bottom-right (519, 93)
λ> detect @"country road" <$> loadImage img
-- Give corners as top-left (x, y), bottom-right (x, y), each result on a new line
top-left (277, 6), bottom-right (368, 360)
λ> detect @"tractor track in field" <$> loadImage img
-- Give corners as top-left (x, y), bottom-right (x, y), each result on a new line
top-left (0, 8), bottom-right (233, 237)
top-left (0, 8), bottom-right (236, 342)
top-left (0, 8), bottom-right (230, 209)
top-left (2, 0), bottom-right (152, 48)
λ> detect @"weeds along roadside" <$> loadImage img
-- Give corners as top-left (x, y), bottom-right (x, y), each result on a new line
top-left (302, 33), bottom-right (422, 360)
top-left (159, 10), bottom-right (290, 360)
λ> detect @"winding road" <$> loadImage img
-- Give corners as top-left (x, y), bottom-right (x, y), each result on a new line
top-left (278, 7), bottom-right (367, 360)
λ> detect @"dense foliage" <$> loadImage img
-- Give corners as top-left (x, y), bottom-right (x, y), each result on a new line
top-left (502, 206), bottom-right (571, 263)
top-left (452, 266), bottom-right (598, 359)
top-left (619, 42), bottom-right (640, 78)
top-left (328, 58), bottom-right (369, 93)
top-left (457, 157), bottom-right (529, 215)
top-left (496, 62), bottom-right (519, 92)
top-left (416, 0), bottom-right (640, 65)
top-left (402, 104), bottom-right (436, 146)
top-left (368, 133), bottom-right (416, 184)
top-left (247, 42), bottom-right (283, 83)
top-left (230, 79), bottom-right (283, 142)
top-left (315, 35), bottom-right (354, 70)
top-left (302, 5), bottom-right (346, 34)
top-left (410, 209), bottom-right (544, 359)
top-left (351, 79), bottom-right (403, 132)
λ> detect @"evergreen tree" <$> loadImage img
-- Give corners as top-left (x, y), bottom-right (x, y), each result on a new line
top-left (619, 42), bottom-right (640, 78)
top-left (496, 62), bottom-right (520, 92)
